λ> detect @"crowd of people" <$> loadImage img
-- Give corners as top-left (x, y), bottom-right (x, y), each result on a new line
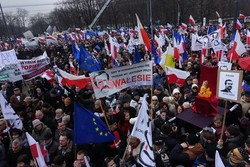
top-left (0, 21), bottom-right (250, 167)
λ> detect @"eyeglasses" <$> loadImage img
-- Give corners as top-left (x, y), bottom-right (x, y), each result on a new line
top-left (152, 99), bottom-right (158, 101)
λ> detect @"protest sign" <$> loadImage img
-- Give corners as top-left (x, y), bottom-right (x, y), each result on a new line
top-left (216, 70), bottom-right (243, 102)
top-left (90, 61), bottom-right (153, 99)
top-left (19, 52), bottom-right (50, 80)
top-left (0, 64), bottom-right (23, 82)
top-left (0, 50), bottom-right (23, 82)
top-left (0, 49), bottom-right (20, 69)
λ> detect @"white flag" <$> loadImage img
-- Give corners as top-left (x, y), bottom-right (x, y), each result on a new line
top-left (0, 93), bottom-right (23, 129)
top-left (84, 156), bottom-right (90, 167)
top-left (215, 150), bottom-right (225, 167)
top-left (131, 94), bottom-right (155, 167)
top-left (26, 132), bottom-right (47, 167)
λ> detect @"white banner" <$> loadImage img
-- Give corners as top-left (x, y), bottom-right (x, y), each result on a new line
top-left (0, 64), bottom-right (23, 82)
top-left (192, 30), bottom-right (226, 53)
top-left (0, 49), bottom-right (20, 69)
top-left (19, 52), bottom-right (50, 80)
top-left (191, 34), bottom-right (203, 51)
top-left (0, 93), bottom-right (23, 129)
top-left (131, 94), bottom-right (155, 166)
top-left (90, 61), bottom-right (153, 99)
top-left (0, 50), bottom-right (23, 82)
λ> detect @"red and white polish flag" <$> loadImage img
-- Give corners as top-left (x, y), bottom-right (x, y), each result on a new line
top-left (136, 14), bottom-right (152, 52)
top-left (239, 13), bottom-right (245, 19)
top-left (165, 66), bottom-right (190, 85)
top-left (189, 15), bottom-right (195, 25)
top-left (58, 68), bottom-right (91, 89)
top-left (41, 70), bottom-right (55, 83)
top-left (181, 23), bottom-right (187, 30)
top-left (246, 30), bottom-right (250, 46)
top-left (69, 61), bottom-right (77, 75)
top-left (236, 19), bottom-right (242, 30)
top-left (26, 132), bottom-right (47, 167)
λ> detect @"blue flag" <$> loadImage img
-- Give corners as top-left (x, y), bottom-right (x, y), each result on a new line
top-left (151, 41), bottom-right (161, 64)
top-left (113, 59), bottom-right (120, 67)
top-left (72, 43), bottom-right (80, 61)
top-left (74, 102), bottom-right (115, 144)
top-left (230, 33), bottom-right (236, 42)
top-left (173, 31), bottom-right (181, 43)
top-left (64, 34), bottom-right (68, 43)
top-left (78, 45), bottom-right (101, 72)
top-left (133, 49), bottom-right (141, 64)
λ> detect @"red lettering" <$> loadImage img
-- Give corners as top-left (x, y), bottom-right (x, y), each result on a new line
top-left (106, 79), bottom-right (115, 89)
top-left (113, 79), bottom-right (121, 87)
top-left (121, 78), bottom-right (127, 85)
top-left (146, 74), bottom-right (151, 81)
top-left (137, 74), bottom-right (142, 81)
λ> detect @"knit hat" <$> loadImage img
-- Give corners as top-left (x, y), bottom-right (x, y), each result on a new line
top-left (129, 117), bottom-right (137, 125)
top-left (32, 119), bottom-right (42, 128)
top-left (187, 134), bottom-right (200, 145)
top-left (172, 88), bottom-right (180, 95)
top-left (183, 102), bottom-right (191, 109)
top-left (192, 84), bottom-right (198, 89)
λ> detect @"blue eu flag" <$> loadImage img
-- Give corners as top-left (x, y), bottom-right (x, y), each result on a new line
top-left (74, 102), bottom-right (115, 144)
top-left (72, 43), bottom-right (80, 61)
top-left (151, 41), bottom-right (161, 64)
top-left (79, 45), bottom-right (101, 72)
top-left (133, 48), bottom-right (142, 64)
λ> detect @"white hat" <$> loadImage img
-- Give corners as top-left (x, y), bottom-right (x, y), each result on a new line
top-left (162, 96), bottom-right (170, 103)
top-left (172, 88), bottom-right (180, 95)
top-left (152, 96), bottom-right (158, 100)
top-left (183, 102), bottom-right (191, 109)
top-left (192, 84), bottom-right (198, 89)
top-left (129, 117), bottom-right (137, 125)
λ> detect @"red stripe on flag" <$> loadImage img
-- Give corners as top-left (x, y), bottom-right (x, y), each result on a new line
top-left (140, 29), bottom-right (152, 52)
top-left (30, 144), bottom-right (38, 158)
top-left (166, 74), bottom-right (186, 85)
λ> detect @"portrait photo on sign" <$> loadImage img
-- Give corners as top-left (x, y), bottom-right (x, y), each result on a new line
top-left (216, 70), bottom-right (243, 102)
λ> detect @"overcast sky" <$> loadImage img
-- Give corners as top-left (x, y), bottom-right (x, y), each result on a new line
top-left (0, 0), bottom-right (59, 16)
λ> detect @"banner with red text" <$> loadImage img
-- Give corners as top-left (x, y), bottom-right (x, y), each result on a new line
top-left (90, 61), bottom-right (153, 99)
top-left (19, 52), bottom-right (50, 80)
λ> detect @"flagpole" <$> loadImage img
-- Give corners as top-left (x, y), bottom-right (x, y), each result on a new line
top-left (99, 102), bottom-right (116, 145)
top-left (99, 102), bottom-right (111, 130)
top-left (232, 0), bottom-right (239, 34)
top-left (220, 100), bottom-right (228, 140)
top-left (122, 136), bottom-right (131, 160)
top-left (149, 0), bottom-right (153, 37)
top-left (150, 87), bottom-right (154, 119)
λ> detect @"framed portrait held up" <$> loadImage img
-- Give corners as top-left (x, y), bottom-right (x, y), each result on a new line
top-left (216, 70), bottom-right (243, 102)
